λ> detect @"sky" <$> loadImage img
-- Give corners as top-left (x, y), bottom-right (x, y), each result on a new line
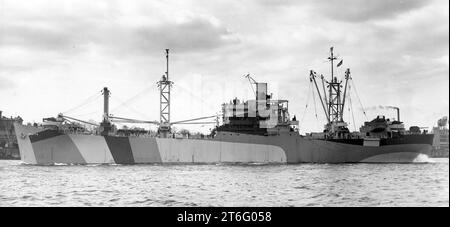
top-left (0, 0), bottom-right (448, 134)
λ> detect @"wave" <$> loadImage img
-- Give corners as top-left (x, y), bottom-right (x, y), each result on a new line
top-left (413, 154), bottom-right (435, 163)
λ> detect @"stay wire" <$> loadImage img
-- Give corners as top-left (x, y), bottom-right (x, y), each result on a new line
top-left (62, 91), bottom-right (102, 115)
top-left (351, 79), bottom-right (368, 121)
top-left (348, 84), bottom-right (357, 132)
top-left (300, 82), bottom-right (312, 127)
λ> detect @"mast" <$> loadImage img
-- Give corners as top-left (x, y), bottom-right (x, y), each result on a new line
top-left (166, 49), bottom-right (169, 81)
top-left (340, 68), bottom-right (350, 121)
top-left (157, 49), bottom-right (173, 137)
top-left (327, 47), bottom-right (342, 123)
top-left (100, 87), bottom-right (112, 136)
top-left (102, 87), bottom-right (110, 123)
top-left (329, 47), bottom-right (337, 81)
top-left (310, 47), bottom-right (352, 137)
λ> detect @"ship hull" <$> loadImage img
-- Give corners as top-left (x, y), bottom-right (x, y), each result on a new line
top-left (14, 123), bottom-right (432, 165)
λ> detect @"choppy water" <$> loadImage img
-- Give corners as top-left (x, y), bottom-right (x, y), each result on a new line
top-left (0, 159), bottom-right (448, 207)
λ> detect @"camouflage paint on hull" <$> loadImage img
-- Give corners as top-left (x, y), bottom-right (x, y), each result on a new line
top-left (14, 123), bottom-right (431, 165)
top-left (14, 124), bottom-right (287, 164)
top-left (13, 124), bottom-right (41, 164)
top-left (214, 133), bottom-right (432, 163)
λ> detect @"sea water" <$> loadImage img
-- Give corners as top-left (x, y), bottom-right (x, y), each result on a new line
top-left (0, 159), bottom-right (448, 207)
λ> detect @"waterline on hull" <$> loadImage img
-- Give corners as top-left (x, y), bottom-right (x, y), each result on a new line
top-left (360, 152), bottom-right (432, 163)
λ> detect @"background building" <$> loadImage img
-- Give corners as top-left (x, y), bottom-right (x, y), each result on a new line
top-left (0, 110), bottom-right (23, 159)
top-left (431, 117), bottom-right (449, 158)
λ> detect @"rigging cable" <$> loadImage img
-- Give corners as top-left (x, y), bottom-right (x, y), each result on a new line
top-left (70, 110), bottom-right (103, 118)
top-left (300, 82), bottom-right (312, 128)
top-left (62, 91), bottom-right (102, 115)
top-left (109, 84), bottom-right (155, 118)
top-left (348, 83), bottom-right (357, 132)
top-left (310, 80), bottom-right (322, 130)
top-left (174, 84), bottom-right (220, 112)
top-left (346, 84), bottom-right (352, 129)
top-left (351, 79), bottom-right (368, 121)
top-left (111, 95), bottom-right (152, 120)
top-left (311, 81), bottom-right (318, 120)
top-left (173, 83), bottom-right (220, 123)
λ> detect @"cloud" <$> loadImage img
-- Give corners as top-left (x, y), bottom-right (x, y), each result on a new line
top-left (0, 21), bottom-right (92, 54)
top-left (257, 0), bottom-right (431, 22)
top-left (118, 17), bottom-right (240, 55)
top-left (0, 1), bottom-right (239, 57)
top-left (312, 0), bottom-right (430, 22)
top-left (370, 5), bottom-right (449, 58)
top-left (0, 0), bottom-right (447, 133)
top-left (0, 76), bottom-right (15, 89)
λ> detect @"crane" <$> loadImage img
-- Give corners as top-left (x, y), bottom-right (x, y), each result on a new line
top-left (244, 74), bottom-right (257, 97)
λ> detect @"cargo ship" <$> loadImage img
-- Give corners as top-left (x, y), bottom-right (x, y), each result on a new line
top-left (14, 48), bottom-right (434, 165)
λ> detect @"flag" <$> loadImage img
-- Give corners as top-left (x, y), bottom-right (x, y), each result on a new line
top-left (337, 59), bottom-right (343, 67)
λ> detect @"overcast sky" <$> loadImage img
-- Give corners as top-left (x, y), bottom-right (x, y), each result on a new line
top-left (0, 0), bottom-right (448, 134)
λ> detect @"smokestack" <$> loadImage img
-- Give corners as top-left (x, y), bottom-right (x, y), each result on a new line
top-left (396, 107), bottom-right (400, 122)
top-left (385, 106), bottom-right (400, 122)
top-left (0, 110), bottom-right (2, 119)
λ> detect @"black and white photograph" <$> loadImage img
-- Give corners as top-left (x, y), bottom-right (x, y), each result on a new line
top-left (0, 0), bottom-right (448, 212)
